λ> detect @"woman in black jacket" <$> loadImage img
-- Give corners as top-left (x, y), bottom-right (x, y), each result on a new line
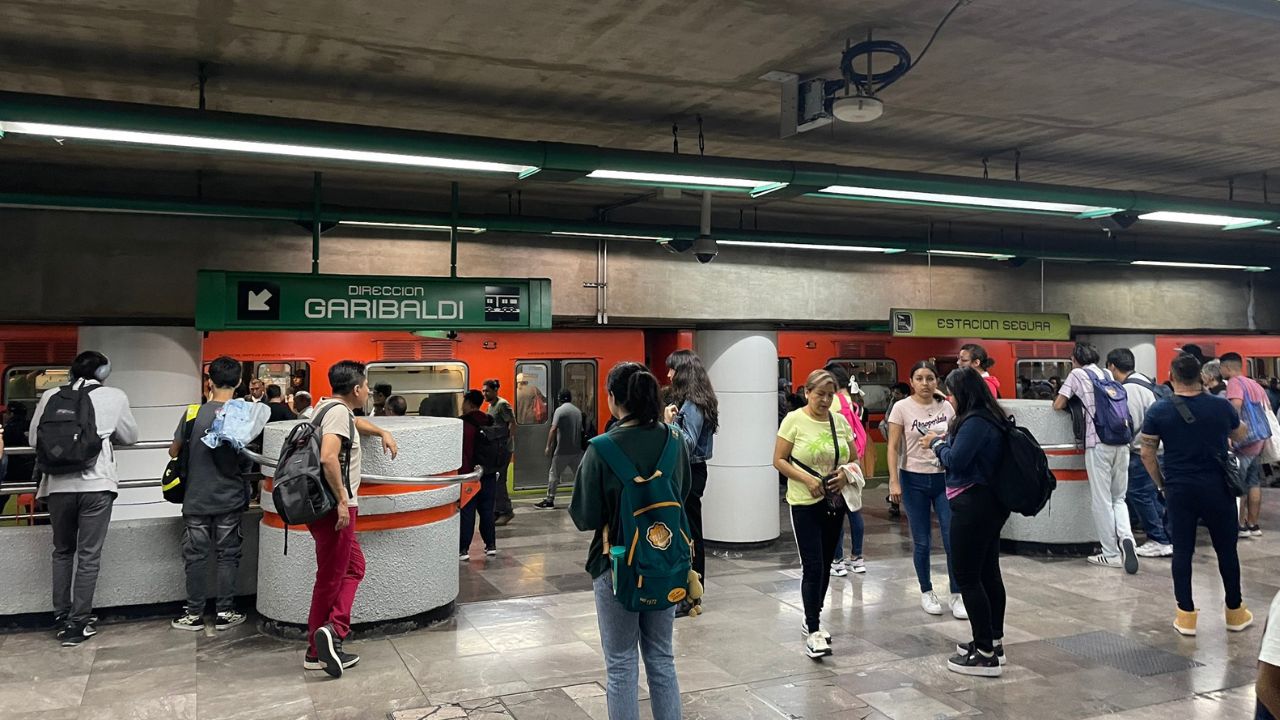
top-left (923, 367), bottom-right (1009, 678)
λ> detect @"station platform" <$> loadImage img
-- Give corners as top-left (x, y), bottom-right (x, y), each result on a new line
top-left (1, 491), bottom-right (1274, 720)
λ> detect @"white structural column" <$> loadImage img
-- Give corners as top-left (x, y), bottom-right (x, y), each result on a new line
top-left (78, 326), bottom-right (202, 520)
top-left (698, 330), bottom-right (780, 544)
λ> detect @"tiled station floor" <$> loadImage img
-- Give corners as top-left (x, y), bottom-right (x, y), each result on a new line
top-left (1, 488), bottom-right (1275, 720)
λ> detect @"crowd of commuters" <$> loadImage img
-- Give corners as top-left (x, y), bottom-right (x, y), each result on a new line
top-left (6, 343), bottom-right (1277, 716)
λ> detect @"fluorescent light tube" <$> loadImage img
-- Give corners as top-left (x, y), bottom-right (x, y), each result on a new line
top-left (819, 185), bottom-right (1117, 215)
top-left (587, 169), bottom-right (779, 192)
top-left (551, 231), bottom-right (673, 241)
top-left (1137, 211), bottom-right (1270, 229)
top-left (0, 121), bottom-right (539, 175)
top-left (928, 249), bottom-right (1015, 260)
top-left (341, 221), bottom-right (486, 234)
top-left (1132, 261), bottom-right (1269, 272)
top-left (719, 240), bottom-right (903, 253)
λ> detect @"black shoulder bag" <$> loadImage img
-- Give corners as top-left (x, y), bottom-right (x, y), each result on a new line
top-left (1170, 395), bottom-right (1246, 497)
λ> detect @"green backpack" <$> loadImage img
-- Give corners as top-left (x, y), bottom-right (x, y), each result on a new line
top-left (592, 423), bottom-right (693, 612)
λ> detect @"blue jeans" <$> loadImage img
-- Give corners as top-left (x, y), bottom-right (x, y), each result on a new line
top-left (1126, 453), bottom-right (1170, 545)
top-left (593, 574), bottom-right (682, 720)
top-left (832, 510), bottom-right (866, 561)
top-left (900, 470), bottom-right (957, 594)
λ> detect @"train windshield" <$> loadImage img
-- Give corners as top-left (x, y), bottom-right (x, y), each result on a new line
top-left (365, 361), bottom-right (468, 418)
top-left (826, 359), bottom-right (897, 413)
top-left (3, 366), bottom-right (70, 405)
top-left (1015, 359), bottom-right (1072, 399)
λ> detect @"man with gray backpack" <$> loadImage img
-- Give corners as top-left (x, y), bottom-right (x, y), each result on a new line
top-left (274, 360), bottom-right (397, 679)
top-left (1054, 342), bottom-right (1139, 573)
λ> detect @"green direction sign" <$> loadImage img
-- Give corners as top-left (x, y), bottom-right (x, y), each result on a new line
top-left (890, 308), bottom-right (1071, 340)
top-left (196, 271), bottom-right (552, 331)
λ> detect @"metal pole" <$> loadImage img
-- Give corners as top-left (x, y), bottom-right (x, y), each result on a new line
top-left (311, 171), bottom-right (322, 274)
top-left (450, 181), bottom-right (460, 278)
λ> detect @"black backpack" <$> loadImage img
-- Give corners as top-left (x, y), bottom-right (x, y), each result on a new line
top-left (473, 423), bottom-right (507, 474)
top-left (1123, 375), bottom-right (1173, 401)
top-left (35, 383), bottom-right (103, 475)
top-left (162, 404), bottom-right (201, 503)
top-left (958, 411), bottom-right (1057, 516)
top-left (271, 403), bottom-right (352, 550)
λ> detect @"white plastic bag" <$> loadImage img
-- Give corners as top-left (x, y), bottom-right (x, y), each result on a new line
top-left (839, 462), bottom-right (866, 512)
top-left (1260, 405), bottom-right (1280, 464)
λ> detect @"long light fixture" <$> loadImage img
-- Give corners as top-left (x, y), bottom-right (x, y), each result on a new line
top-left (928, 249), bottom-right (1015, 261)
top-left (1132, 260), bottom-right (1270, 272)
top-left (587, 169), bottom-right (786, 196)
top-left (0, 121), bottom-right (541, 176)
top-left (551, 230), bottom-right (672, 241)
top-left (718, 240), bottom-right (904, 253)
top-left (342, 221), bottom-right (486, 234)
top-left (1137, 211), bottom-right (1271, 230)
top-left (818, 185), bottom-right (1121, 215)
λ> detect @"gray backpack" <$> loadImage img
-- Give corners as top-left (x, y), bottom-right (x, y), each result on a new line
top-left (271, 403), bottom-right (353, 551)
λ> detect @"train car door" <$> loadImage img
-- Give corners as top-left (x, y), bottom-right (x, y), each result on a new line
top-left (513, 359), bottom-right (598, 491)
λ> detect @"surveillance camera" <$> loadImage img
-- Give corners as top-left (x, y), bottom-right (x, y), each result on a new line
top-left (693, 235), bottom-right (718, 264)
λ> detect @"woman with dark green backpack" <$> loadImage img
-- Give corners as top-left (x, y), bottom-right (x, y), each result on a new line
top-left (571, 362), bottom-right (694, 720)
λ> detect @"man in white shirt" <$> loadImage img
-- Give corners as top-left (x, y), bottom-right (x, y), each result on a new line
top-left (1054, 342), bottom-right (1138, 573)
top-left (1105, 348), bottom-right (1172, 558)
top-left (29, 351), bottom-right (138, 647)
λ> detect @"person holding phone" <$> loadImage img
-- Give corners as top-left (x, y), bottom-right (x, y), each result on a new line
top-left (887, 361), bottom-right (963, 619)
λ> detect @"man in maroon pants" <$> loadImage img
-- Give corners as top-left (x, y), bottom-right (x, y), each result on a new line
top-left (303, 360), bottom-right (397, 679)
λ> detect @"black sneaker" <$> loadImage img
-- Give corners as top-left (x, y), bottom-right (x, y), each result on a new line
top-left (53, 613), bottom-right (97, 631)
top-left (947, 647), bottom-right (1002, 677)
top-left (171, 613), bottom-right (206, 631)
top-left (58, 622), bottom-right (96, 648)
top-left (533, 499), bottom-right (555, 509)
top-left (955, 640), bottom-right (1006, 666)
top-left (332, 636), bottom-right (360, 670)
top-left (313, 624), bottom-right (343, 678)
top-left (1121, 538), bottom-right (1139, 575)
top-left (485, 547), bottom-right (498, 557)
top-left (214, 611), bottom-right (246, 631)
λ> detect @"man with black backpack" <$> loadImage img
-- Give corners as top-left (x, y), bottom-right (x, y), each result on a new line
top-left (29, 350), bottom-right (138, 647)
top-left (458, 389), bottom-right (499, 560)
top-left (169, 356), bottom-right (249, 633)
top-left (1054, 342), bottom-right (1139, 574)
top-left (302, 360), bottom-right (397, 679)
top-left (1106, 348), bottom-right (1174, 559)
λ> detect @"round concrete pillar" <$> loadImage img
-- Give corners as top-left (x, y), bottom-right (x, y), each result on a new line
top-left (77, 326), bottom-right (202, 520)
top-left (698, 330), bottom-right (779, 545)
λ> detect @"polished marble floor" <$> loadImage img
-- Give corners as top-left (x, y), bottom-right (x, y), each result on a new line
top-left (2, 489), bottom-right (1276, 720)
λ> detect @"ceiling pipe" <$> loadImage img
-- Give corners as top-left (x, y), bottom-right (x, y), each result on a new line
top-left (0, 190), bottom-right (1261, 267)
top-left (3, 91), bottom-right (1280, 228)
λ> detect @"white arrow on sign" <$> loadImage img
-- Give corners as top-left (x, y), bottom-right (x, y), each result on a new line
top-left (248, 289), bottom-right (273, 312)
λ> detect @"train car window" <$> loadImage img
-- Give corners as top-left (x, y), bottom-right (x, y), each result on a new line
top-left (515, 363), bottom-right (550, 425)
top-left (827, 358), bottom-right (896, 413)
top-left (562, 361), bottom-right (598, 430)
top-left (366, 362), bottom-right (468, 418)
top-left (256, 362), bottom-right (311, 396)
top-left (1247, 357), bottom-right (1280, 382)
top-left (1015, 359), bottom-right (1072, 399)
top-left (778, 358), bottom-right (793, 391)
top-left (3, 366), bottom-right (70, 405)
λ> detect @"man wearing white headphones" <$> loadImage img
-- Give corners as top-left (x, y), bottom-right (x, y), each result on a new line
top-left (29, 350), bottom-right (138, 647)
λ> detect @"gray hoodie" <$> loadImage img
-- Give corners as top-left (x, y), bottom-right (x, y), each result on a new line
top-left (29, 379), bottom-right (139, 498)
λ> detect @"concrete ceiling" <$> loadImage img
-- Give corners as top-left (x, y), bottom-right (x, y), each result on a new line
top-left (2, 0), bottom-right (1280, 252)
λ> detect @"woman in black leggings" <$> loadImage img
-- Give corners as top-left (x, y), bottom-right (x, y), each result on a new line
top-left (923, 367), bottom-right (1008, 678)
top-left (774, 369), bottom-right (853, 659)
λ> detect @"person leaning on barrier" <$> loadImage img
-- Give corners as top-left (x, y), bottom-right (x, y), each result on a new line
top-left (29, 350), bottom-right (138, 647)
top-left (169, 356), bottom-right (250, 633)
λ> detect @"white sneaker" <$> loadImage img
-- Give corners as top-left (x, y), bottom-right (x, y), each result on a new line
top-left (829, 560), bottom-right (848, 577)
top-left (1135, 541), bottom-right (1173, 558)
top-left (950, 594), bottom-right (968, 620)
top-left (800, 623), bottom-right (832, 642)
top-left (921, 591), bottom-right (944, 615)
top-left (804, 630), bottom-right (832, 658)
top-left (1087, 553), bottom-right (1123, 568)
top-left (848, 557), bottom-right (866, 574)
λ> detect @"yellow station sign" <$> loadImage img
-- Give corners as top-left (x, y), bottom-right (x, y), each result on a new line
top-left (890, 308), bottom-right (1071, 340)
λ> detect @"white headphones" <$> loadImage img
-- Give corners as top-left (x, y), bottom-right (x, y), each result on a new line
top-left (92, 353), bottom-right (111, 382)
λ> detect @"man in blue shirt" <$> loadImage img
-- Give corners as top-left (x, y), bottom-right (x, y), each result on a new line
top-left (1139, 353), bottom-right (1253, 638)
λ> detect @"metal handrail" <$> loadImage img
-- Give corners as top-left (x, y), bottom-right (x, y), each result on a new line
top-left (1, 440), bottom-right (174, 456)
top-left (242, 450), bottom-right (484, 485)
top-left (1, 441), bottom-right (176, 494)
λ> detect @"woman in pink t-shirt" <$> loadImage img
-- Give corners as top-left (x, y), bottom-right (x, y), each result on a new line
top-left (887, 361), bottom-right (963, 619)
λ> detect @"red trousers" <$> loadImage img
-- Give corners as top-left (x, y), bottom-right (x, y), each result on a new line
top-left (306, 507), bottom-right (365, 653)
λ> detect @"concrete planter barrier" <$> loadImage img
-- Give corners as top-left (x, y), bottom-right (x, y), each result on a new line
top-left (999, 399), bottom-right (1097, 551)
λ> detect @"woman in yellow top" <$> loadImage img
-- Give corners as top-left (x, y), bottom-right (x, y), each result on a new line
top-left (773, 369), bottom-right (853, 659)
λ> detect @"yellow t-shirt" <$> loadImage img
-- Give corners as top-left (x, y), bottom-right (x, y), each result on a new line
top-left (778, 408), bottom-right (854, 506)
